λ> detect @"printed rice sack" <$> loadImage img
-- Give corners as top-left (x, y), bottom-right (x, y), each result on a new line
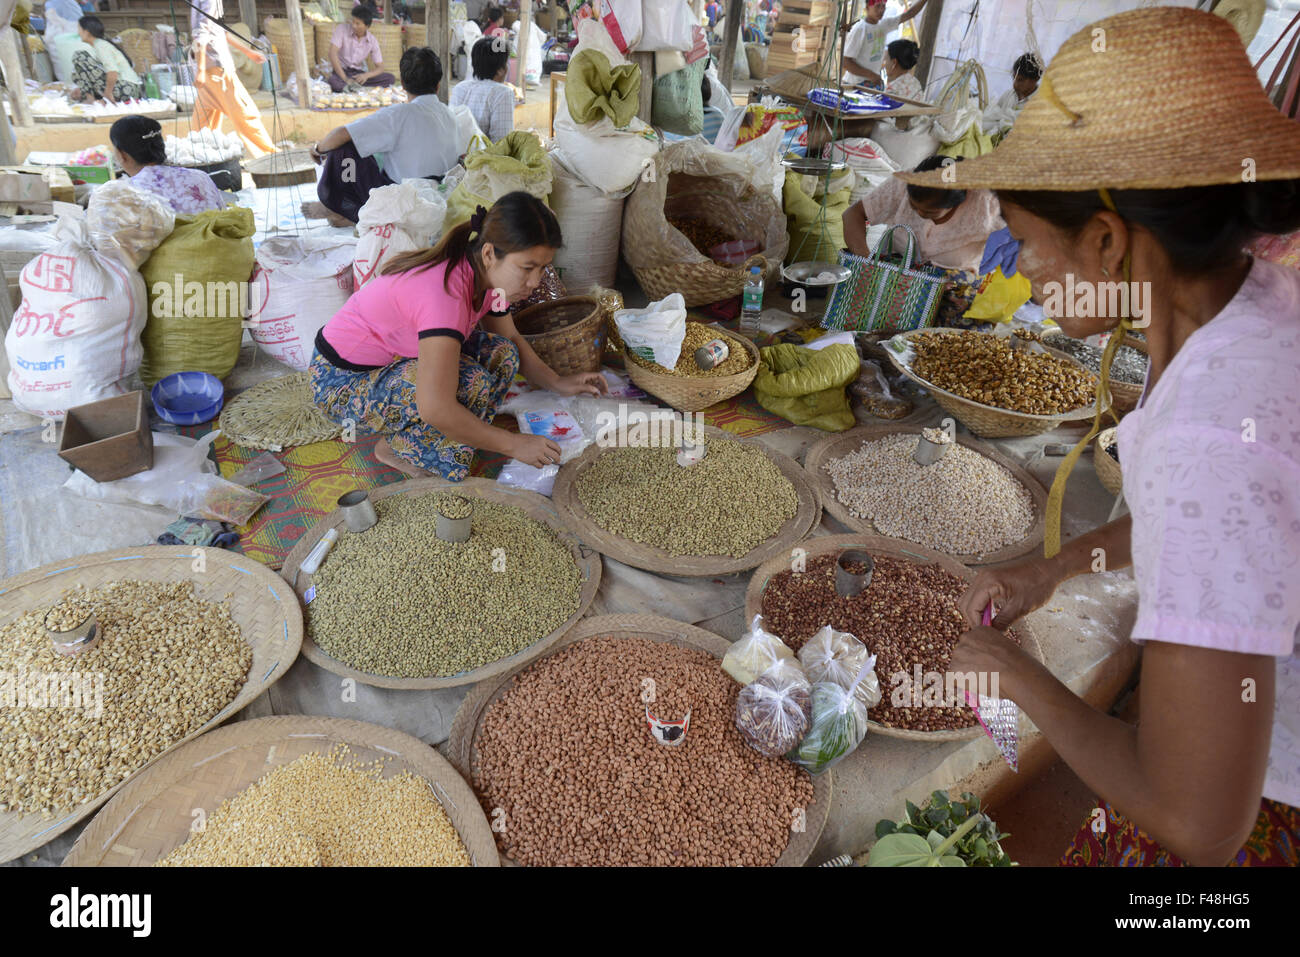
top-left (247, 236), bottom-right (357, 370)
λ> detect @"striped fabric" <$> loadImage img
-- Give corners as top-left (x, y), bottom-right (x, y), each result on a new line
top-left (821, 230), bottom-right (947, 333)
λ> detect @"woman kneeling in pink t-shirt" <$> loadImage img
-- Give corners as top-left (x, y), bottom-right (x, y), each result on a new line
top-left (310, 192), bottom-right (606, 479)
top-left (909, 7), bottom-right (1300, 866)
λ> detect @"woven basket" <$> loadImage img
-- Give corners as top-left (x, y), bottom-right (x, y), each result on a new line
top-left (116, 28), bottom-right (156, 73)
top-left (0, 547), bottom-right (303, 865)
top-left (279, 477), bottom-right (602, 690)
top-left (1041, 330), bottom-right (1144, 415)
top-left (404, 22), bottom-right (428, 49)
top-left (265, 18), bottom-right (316, 80)
top-left (884, 328), bottom-right (1101, 438)
top-left (512, 295), bottom-right (604, 376)
top-left (63, 716), bottom-right (499, 866)
top-left (802, 424), bottom-right (1048, 566)
top-left (313, 20), bottom-right (339, 67)
top-left (550, 425), bottom-right (822, 576)
top-left (1094, 426), bottom-right (1122, 496)
top-left (445, 614), bottom-right (832, 866)
top-left (743, 534), bottom-right (1046, 742)
top-left (371, 23), bottom-right (404, 70)
top-left (622, 332), bottom-right (761, 412)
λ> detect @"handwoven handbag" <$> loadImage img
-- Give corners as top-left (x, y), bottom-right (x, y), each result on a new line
top-left (820, 225), bottom-right (947, 333)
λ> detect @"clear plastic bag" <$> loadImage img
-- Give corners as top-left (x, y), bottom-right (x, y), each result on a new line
top-left (722, 615), bottom-right (795, 685)
top-left (86, 178), bottom-right (175, 269)
top-left (799, 625), bottom-right (882, 710)
top-left (788, 657), bottom-right (879, 774)
top-left (735, 659), bottom-right (813, 758)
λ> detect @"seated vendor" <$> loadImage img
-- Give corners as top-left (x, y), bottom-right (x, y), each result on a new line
top-left (449, 37), bottom-right (514, 143)
top-left (110, 115), bottom-right (225, 215)
top-left (306, 47), bottom-right (462, 225)
top-left (69, 16), bottom-right (142, 103)
top-left (309, 192), bottom-right (608, 479)
top-left (843, 153), bottom-right (1004, 325)
top-left (328, 5), bottom-right (396, 93)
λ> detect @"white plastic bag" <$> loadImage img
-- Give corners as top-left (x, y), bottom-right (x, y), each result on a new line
top-left (735, 659), bottom-right (813, 758)
top-left (638, 0), bottom-right (696, 52)
top-left (62, 431), bottom-right (267, 523)
top-left (826, 137), bottom-right (900, 203)
top-left (789, 672), bottom-right (874, 774)
top-left (448, 103), bottom-right (489, 155)
top-left (516, 407), bottom-right (587, 464)
top-left (496, 459), bottom-right (560, 496)
top-left (246, 236), bottom-right (356, 370)
top-left (731, 121), bottom-right (787, 208)
top-left (354, 182), bottom-right (447, 287)
top-left (799, 625), bottom-right (882, 709)
top-left (552, 99), bottom-right (660, 193)
top-left (573, 17), bottom-right (633, 66)
top-left (6, 211), bottom-right (147, 419)
top-left (548, 149), bottom-right (633, 293)
top-left (86, 179), bottom-right (175, 270)
top-left (613, 293), bottom-right (688, 369)
top-left (722, 615), bottom-right (796, 685)
top-left (600, 0), bottom-right (642, 54)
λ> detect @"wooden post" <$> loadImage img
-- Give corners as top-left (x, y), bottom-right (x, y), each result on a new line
top-left (284, 0), bottom-right (312, 109)
top-left (914, 0), bottom-right (945, 91)
top-left (0, 26), bottom-right (33, 129)
top-left (239, 0), bottom-right (259, 32)
top-left (516, 0), bottom-right (531, 87)
top-left (632, 51), bottom-right (653, 123)
top-left (718, 0), bottom-right (743, 88)
top-left (429, 0), bottom-right (450, 101)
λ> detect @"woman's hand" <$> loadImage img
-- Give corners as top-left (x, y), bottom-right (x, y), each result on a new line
top-left (950, 625), bottom-right (1040, 700)
top-left (956, 557), bottom-right (1060, 629)
top-left (509, 433), bottom-right (563, 467)
top-left (552, 372), bottom-right (608, 398)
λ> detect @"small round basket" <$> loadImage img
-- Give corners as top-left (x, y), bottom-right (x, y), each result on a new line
top-left (884, 328), bottom-right (1101, 438)
top-left (622, 332), bottom-right (761, 412)
top-left (1094, 426), bottom-right (1122, 496)
top-left (512, 295), bottom-right (605, 376)
top-left (1040, 330), bottom-right (1145, 416)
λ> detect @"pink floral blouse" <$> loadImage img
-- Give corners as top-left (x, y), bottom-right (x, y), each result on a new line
top-left (130, 164), bottom-right (226, 216)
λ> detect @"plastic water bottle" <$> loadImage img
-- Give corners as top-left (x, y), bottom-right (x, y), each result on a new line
top-left (741, 266), bottom-right (764, 333)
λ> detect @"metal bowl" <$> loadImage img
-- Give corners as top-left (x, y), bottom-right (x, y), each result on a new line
top-left (781, 156), bottom-right (848, 176)
top-left (782, 261), bottom-right (852, 286)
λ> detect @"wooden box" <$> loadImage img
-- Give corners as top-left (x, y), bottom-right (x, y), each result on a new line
top-left (57, 391), bottom-right (154, 483)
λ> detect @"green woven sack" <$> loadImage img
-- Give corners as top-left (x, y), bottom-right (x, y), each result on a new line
top-left (651, 60), bottom-right (705, 136)
top-left (566, 48), bottom-right (640, 127)
top-left (445, 130), bottom-right (553, 229)
top-left (139, 207), bottom-right (256, 385)
top-left (782, 169), bottom-right (852, 265)
top-left (753, 342), bottom-right (860, 432)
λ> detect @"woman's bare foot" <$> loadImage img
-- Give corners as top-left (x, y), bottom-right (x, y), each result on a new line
top-left (374, 437), bottom-right (431, 478)
top-left (301, 201), bottom-right (354, 228)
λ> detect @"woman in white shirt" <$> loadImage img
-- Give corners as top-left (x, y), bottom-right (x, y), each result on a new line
top-left (70, 16), bottom-right (142, 103)
top-left (883, 38), bottom-right (923, 102)
top-left (450, 37), bottom-right (515, 143)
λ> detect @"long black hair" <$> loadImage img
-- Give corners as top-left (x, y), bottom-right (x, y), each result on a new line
top-left (110, 115), bottom-right (166, 166)
top-left (382, 191), bottom-right (563, 295)
top-left (906, 154), bottom-right (969, 209)
top-left (78, 16), bottom-right (133, 67)
top-left (999, 181), bottom-right (1300, 275)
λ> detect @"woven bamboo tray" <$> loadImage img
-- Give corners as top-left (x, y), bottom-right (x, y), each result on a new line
top-left (217, 372), bottom-right (343, 451)
top-left (404, 22), bottom-right (428, 49)
top-left (280, 477), bottom-right (602, 690)
top-left (0, 547), bottom-right (303, 865)
top-left (265, 18), bottom-right (316, 79)
top-left (622, 332), bottom-right (760, 412)
top-left (1040, 330), bottom-right (1145, 415)
top-left (550, 426), bottom-right (821, 576)
top-left (63, 716), bottom-right (498, 866)
top-left (884, 328), bottom-right (1101, 438)
top-left (1094, 426), bottom-right (1122, 496)
top-left (743, 534), bottom-right (1046, 742)
top-left (512, 295), bottom-right (604, 376)
top-left (245, 148), bottom-right (316, 188)
top-left (802, 424), bottom-right (1048, 566)
top-left (446, 614), bottom-right (831, 866)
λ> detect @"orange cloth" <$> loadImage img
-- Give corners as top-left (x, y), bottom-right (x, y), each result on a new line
top-left (193, 53), bottom-right (276, 159)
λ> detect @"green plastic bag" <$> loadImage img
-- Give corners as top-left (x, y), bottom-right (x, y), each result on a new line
top-left (782, 169), bottom-right (852, 265)
top-left (445, 130), bottom-right (553, 229)
top-left (566, 48), bottom-right (640, 128)
top-left (651, 60), bottom-right (705, 136)
top-left (752, 342), bottom-right (860, 432)
top-left (139, 207), bottom-right (256, 385)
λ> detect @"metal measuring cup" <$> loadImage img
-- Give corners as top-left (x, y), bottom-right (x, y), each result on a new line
top-left (834, 549), bottom-right (874, 598)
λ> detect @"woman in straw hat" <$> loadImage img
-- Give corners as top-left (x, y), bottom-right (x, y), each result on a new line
top-left (916, 7), bottom-right (1300, 866)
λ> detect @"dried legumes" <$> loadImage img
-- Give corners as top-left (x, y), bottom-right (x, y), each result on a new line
top-left (824, 434), bottom-right (1034, 556)
top-left (1045, 334), bottom-right (1148, 385)
top-left (576, 437), bottom-right (798, 557)
top-left (760, 555), bottom-right (1022, 732)
top-left (474, 636), bottom-right (814, 866)
top-left (911, 331), bottom-right (1095, 414)
top-left (158, 746), bottom-right (470, 867)
top-left (0, 581), bottom-right (251, 817)
top-left (627, 322), bottom-right (754, 378)
top-left (307, 493), bottom-right (582, 678)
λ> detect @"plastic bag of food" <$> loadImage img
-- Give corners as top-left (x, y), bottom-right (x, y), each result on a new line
top-left (788, 668), bottom-right (875, 775)
top-left (86, 178), bottom-right (175, 269)
top-left (850, 358), bottom-right (913, 420)
top-left (799, 626), bottom-right (882, 711)
top-left (722, 615), bottom-right (795, 685)
top-left (613, 292), bottom-right (688, 369)
top-left (735, 659), bottom-right (812, 758)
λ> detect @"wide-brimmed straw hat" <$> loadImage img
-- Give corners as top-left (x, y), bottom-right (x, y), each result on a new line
top-left (901, 7), bottom-right (1300, 192)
